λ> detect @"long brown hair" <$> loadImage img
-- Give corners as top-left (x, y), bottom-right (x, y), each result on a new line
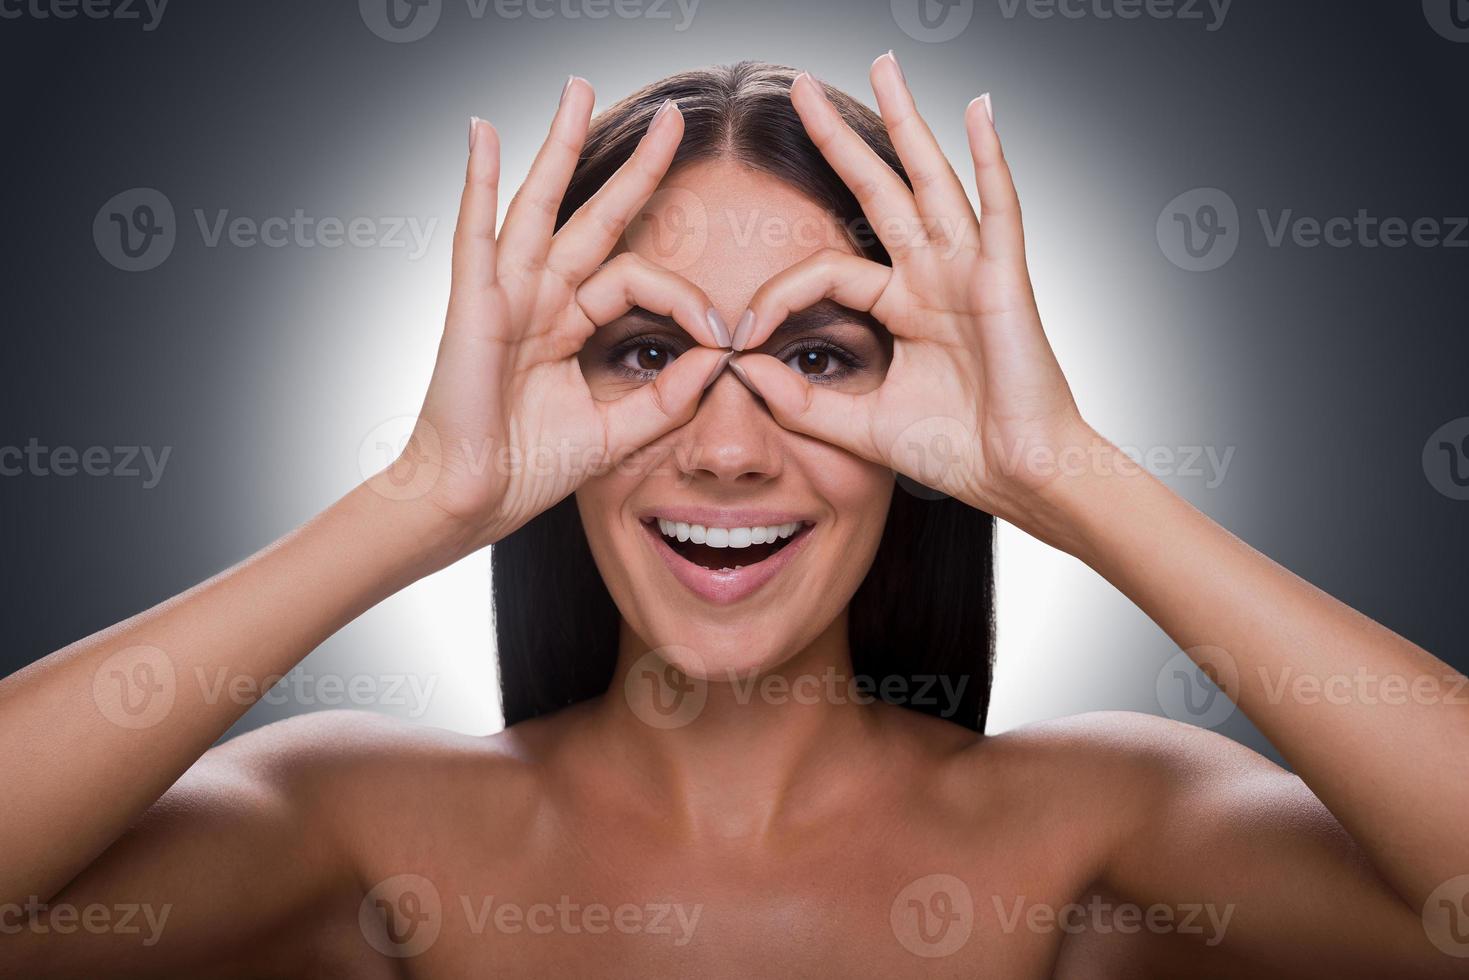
top-left (491, 62), bottom-right (996, 731)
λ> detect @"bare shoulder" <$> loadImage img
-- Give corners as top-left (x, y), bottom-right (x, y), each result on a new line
top-left (203, 709), bottom-right (550, 845)
top-left (977, 708), bottom-right (1291, 786)
top-left (929, 710), bottom-right (1327, 847)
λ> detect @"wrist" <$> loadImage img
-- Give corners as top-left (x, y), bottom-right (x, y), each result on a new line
top-left (995, 424), bottom-right (1158, 561)
top-left (345, 478), bottom-right (482, 577)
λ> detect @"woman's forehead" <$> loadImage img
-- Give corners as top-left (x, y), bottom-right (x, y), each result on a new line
top-left (619, 158), bottom-right (856, 310)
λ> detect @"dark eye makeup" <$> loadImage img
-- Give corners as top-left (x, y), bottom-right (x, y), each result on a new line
top-left (600, 332), bottom-right (874, 391)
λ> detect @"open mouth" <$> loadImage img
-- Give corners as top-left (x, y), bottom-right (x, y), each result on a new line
top-left (643, 517), bottom-right (812, 571)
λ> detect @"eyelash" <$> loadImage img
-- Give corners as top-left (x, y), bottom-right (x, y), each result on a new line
top-left (606, 335), bottom-right (865, 383)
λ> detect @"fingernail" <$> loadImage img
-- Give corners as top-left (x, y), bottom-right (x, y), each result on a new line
top-left (730, 309), bottom-right (755, 351)
top-left (979, 92), bottom-right (994, 125)
top-left (653, 98), bottom-right (678, 127)
top-left (468, 116), bottom-right (480, 153)
top-left (884, 50), bottom-right (905, 82)
top-left (560, 76), bottom-right (576, 106)
top-left (705, 308), bottom-right (731, 347)
top-left (728, 359), bottom-right (760, 395)
top-left (702, 351), bottom-right (734, 390)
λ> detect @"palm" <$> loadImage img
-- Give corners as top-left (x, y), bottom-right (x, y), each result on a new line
top-left (733, 62), bottom-right (1084, 522)
top-left (385, 89), bottom-right (726, 550)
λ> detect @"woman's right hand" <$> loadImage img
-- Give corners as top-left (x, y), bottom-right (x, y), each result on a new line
top-left (374, 80), bottom-right (731, 553)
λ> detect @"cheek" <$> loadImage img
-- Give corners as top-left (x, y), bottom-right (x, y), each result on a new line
top-left (572, 472), bottom-right (637, 573)
top-left (798, 439), bottom-right (895, 549)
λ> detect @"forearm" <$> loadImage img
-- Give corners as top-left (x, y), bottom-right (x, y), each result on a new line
top-left (1029, 432), bottom-right (1469, 910)
top-left (0, 480), bottom-right (470, 906)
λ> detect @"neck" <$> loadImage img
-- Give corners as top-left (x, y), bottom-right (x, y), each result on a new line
top-left (590, 612), bottom-right (881, 841)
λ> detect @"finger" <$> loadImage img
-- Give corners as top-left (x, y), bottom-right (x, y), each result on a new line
top-left (601, 346), bottom-right (730, 461)
top-left (733, 248), bottom-right (891, 351)
top-left (451, 116), bottom-right (501, 293)
top-left (964, 94), bottom-right (1025, 264)
top-left (868, 52), bottom-right (978, 252)
top-left (574, 252), bottom-right (728, 348)
top-left (547, 98), bottom-right (686, 284)
top-left (497, 76), bottom-right (594, 275)
top-left (727, 353), bottom-right (880, 462)
top-left (789, 72), bottom-right (924, 261)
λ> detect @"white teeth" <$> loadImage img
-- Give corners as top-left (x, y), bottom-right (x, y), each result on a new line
top-left (653, 520), bottom-right (805, 548)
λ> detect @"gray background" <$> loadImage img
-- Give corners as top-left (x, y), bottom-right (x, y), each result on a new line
top-left (2, 0), bottom-right (1466, 761)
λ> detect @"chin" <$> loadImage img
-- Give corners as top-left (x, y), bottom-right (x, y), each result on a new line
top-left (643, 626), bottom-right (804, 683)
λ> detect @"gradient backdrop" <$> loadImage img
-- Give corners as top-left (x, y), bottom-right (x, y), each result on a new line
top-left (2, 0), bottom-right (1467, 763)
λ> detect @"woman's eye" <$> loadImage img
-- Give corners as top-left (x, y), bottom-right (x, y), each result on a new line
top-left (781, 345), bottom-right (851, 380)
top-left (616, 343), bottom-right (675, 374)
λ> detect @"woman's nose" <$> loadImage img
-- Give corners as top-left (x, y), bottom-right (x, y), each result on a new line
top-left (673, 367), bottom-right (783, 485)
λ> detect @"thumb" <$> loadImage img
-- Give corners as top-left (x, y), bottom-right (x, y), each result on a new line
top-left (730, 354), bottom-right (879, 462)
top-left (600, 347), bottom-right (731, 461)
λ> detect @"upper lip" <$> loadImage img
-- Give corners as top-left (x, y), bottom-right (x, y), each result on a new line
top-left (636, 507), bottom-right (816, 528)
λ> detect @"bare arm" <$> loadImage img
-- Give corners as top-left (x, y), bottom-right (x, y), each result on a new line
top-left (0, 484), bottom-right (461, 909)
top-left (730, 53), bottom-right (1469, 968)
top-left (2, 77), bottom-right (727, 970)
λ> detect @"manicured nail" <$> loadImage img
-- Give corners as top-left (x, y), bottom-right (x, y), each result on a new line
top-left (883, 50), bottom-right (904, 82)
top-left (731, 309), bottom-right (756, 351)
top-left (793, 71), bottom-right (822, 97)
top-left (979, 92), bottom-right (994, 125)
top-left (561, 75), bottom-right (576, 105)
top-left (468, 116), bottom-right (480, 152)
top-left (653, 98), bottom-right (678, 127)
top-left (702, 351), bottom-right (734, 390)
top-left (705, 308), bottom-right (731, 347)
top-left (728, 359), bottom-right (760, 395)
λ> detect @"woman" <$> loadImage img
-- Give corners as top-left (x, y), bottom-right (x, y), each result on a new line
top-left (2, 59), bottom-right (1464, 977)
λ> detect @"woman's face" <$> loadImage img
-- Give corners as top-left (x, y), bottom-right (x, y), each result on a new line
top-left (575, 159), bottom-right (895, 679)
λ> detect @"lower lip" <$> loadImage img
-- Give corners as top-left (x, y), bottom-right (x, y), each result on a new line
top-left (642, 521), bottom-right (815, 606)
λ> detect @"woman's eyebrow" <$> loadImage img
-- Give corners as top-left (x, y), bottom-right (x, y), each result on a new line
top-left (767, 299), bottom-right (885, 341)
top-left (608, 300), bottom-right (884, 341)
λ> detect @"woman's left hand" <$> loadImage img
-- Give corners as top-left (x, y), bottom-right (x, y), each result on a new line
top-left (730, 54), bottom-right (1093, 539)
